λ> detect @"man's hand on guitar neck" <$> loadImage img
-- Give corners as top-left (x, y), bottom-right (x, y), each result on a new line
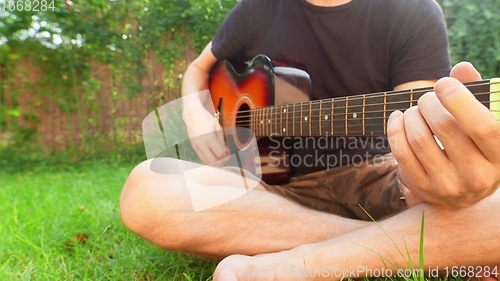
top-left (388, 62), bottom-right (500, 209)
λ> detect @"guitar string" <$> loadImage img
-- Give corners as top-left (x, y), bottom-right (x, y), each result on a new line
top-left (225, 81), bottom-right (500, 133)
top-left (226, 80), bottom-right (499, 116)
top-left (234, 88), bottom-right (499, 117)
top-left (232, 87), bottom-right (500, 117)
top-left (246, 106), bottom-right (500, 137)
top-left (234, 94), bottom-right (500, 127)
top-left (229, 86), bottom-right (500, 121)
top-left (244, 98), bottom-right (500, 125)
top-left (247, 110), bottom-right (500, 134)
top-left (243, 111), bottom-right (500, 135)
top-left (238, 98), bottom-right (500, 134)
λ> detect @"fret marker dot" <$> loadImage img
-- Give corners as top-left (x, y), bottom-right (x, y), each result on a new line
top-left (283, 109), bottom-right (287, 113)
top-left (353, 113), bottom-right (358, 119)
top-left (260, 120), bottom-right (264, 124)
top-left (268, 120), bottom-right (271, 124)
top-left (304, 117), bottom-right (308, 121)
top-left (283, 128), bottom-right (286, 132)
top-left (324, 115), bottom-right (329, 120)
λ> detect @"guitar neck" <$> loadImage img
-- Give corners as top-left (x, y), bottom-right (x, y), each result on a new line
top-left (249, 79), bottom-right (500, 137)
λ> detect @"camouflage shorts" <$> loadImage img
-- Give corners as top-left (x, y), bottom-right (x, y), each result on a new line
top-left (261, 153), bottom-right (408, 221)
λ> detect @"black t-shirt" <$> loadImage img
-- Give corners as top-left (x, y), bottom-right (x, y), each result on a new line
top-left (211, 0), bottom-right (451, 175)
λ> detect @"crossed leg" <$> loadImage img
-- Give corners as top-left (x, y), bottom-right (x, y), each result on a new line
top-left (120, 154), bottom-right (500, 281)
top-left (213, 190), bottom-right (500, 280)
top-left (119, 157), bottom-right (368, 258)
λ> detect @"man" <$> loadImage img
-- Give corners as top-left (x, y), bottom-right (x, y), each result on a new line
top-left (120, 0), bottom-right (500, 279)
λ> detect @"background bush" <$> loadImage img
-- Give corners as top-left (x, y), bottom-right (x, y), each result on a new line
top-left (0, 0), bottom-right (499, 160)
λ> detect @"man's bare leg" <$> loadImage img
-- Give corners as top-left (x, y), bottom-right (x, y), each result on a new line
top-left (213, 190), bottom-right (500, 280)
top-left (119, 158), bottom-right (368, 257)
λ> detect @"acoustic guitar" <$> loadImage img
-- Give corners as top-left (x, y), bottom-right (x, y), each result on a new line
top-left (208, 55), bottom-right (500, 184)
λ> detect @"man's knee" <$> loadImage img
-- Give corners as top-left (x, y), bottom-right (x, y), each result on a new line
top-left (119, 159), bottom-right (188, 248)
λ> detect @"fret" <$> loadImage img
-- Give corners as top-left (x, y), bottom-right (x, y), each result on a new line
top-left (302, 102), bottom-right (311, 136)
top-left (260, 108), bottom-right (264, 135)
top-left (318, 100), bottom-right (323, 135)
top-left (362, 95), bottom-right (366, 136)
top-left (261, 107), bottom-right (265, 136)
top-left (283, 105), bottom-right (288, 136)
top-left (309, 102), bottom-right (312, 136)
top-left (383, 92), bottom-right (387, 135)
top-left (285, 105), bottom-right (289, 136)
top-left (268, 106), bottom-right (272, 135)
top-left (300, 102), bottom-right (304, 136)
top-left (330, 99), bottom-right (334, 136)
top-left (296, 102), bottom-right (302, 136)
top-left (282, 105), bottom-right (286, 135)
top-left (491, 78), bottom-right (500, 122)
top-left (320, 100), bottom-right (332, 136)
top-left (261, 108), bottom-right (265, 136)
top-left (346, 95), bottom-right (364, 136)
top-left (409, 89), bottom-right (414, 108)
top-left (412, 89), bottom-right (426, 104)
top-left (283, 104), bottom-right (289, 135)
top-left (282, 106), bottom-right (287, 136)
top-left (364, 94), bottom-right (384, 136)
top-left (287, 104), bottom-right (293, 136)
top-left (345, 97), bottom-right (349, 136)
top-left (333, 98), bottom-right (345, 136)
top-left (387, 91), bottom-right (412, 112)
top-left (267, 107), bottom-right (276, 136)
top-left (260, 108), bottom-right (265, 136)
top-left (386, 90), bottom-right (413, 133)
top-left (262, 108), bottom-right (266, 136)
top-left (276, 105), bottom-right (281, 135)
top-left (276, 105), bottom-right (283, 136)
top-left (276, 105), bottom-right (281, 136)
top-left (273, 105), bottom-right (278, 136)
top-left (311, 101), bottom-right (321, 135)
top-left (292, 103), bottom-right (296, 135)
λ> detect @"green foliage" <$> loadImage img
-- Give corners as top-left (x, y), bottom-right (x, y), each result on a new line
top-left (0, 0), bottom-right (238, 155)
top-left (437, 0), bottom-right (500, 78)
top-left (2, 0), bottom-right (500, 157)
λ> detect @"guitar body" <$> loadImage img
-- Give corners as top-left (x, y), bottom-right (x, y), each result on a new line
top-left (209, 55), bottom-right (311, 184)
top-left (209, 56), bottom-right (275, 140)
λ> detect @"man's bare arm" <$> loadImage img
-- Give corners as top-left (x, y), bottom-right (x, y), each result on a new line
top-left (181, 42), bottom-right (229, 165)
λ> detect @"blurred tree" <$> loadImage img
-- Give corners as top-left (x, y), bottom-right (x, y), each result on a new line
top-left (438, 0), bottom-right (500, 77)
top-left (0, 0), bottom-right (237, 152)
top-left (1, 0), bottom-right (499, 153)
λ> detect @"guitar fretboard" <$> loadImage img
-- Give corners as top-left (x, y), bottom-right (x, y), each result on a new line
top-left (246, 79), bottom-right (498, 137)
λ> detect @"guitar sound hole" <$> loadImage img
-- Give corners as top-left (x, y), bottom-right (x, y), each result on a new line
top-left (235, 103), bottom-right (252, 146)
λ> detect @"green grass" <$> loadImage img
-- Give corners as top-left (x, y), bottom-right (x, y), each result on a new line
top-left (0, 153), bottom-right (477, 281)
top-left (0, 161), bottom-right (216, 280)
